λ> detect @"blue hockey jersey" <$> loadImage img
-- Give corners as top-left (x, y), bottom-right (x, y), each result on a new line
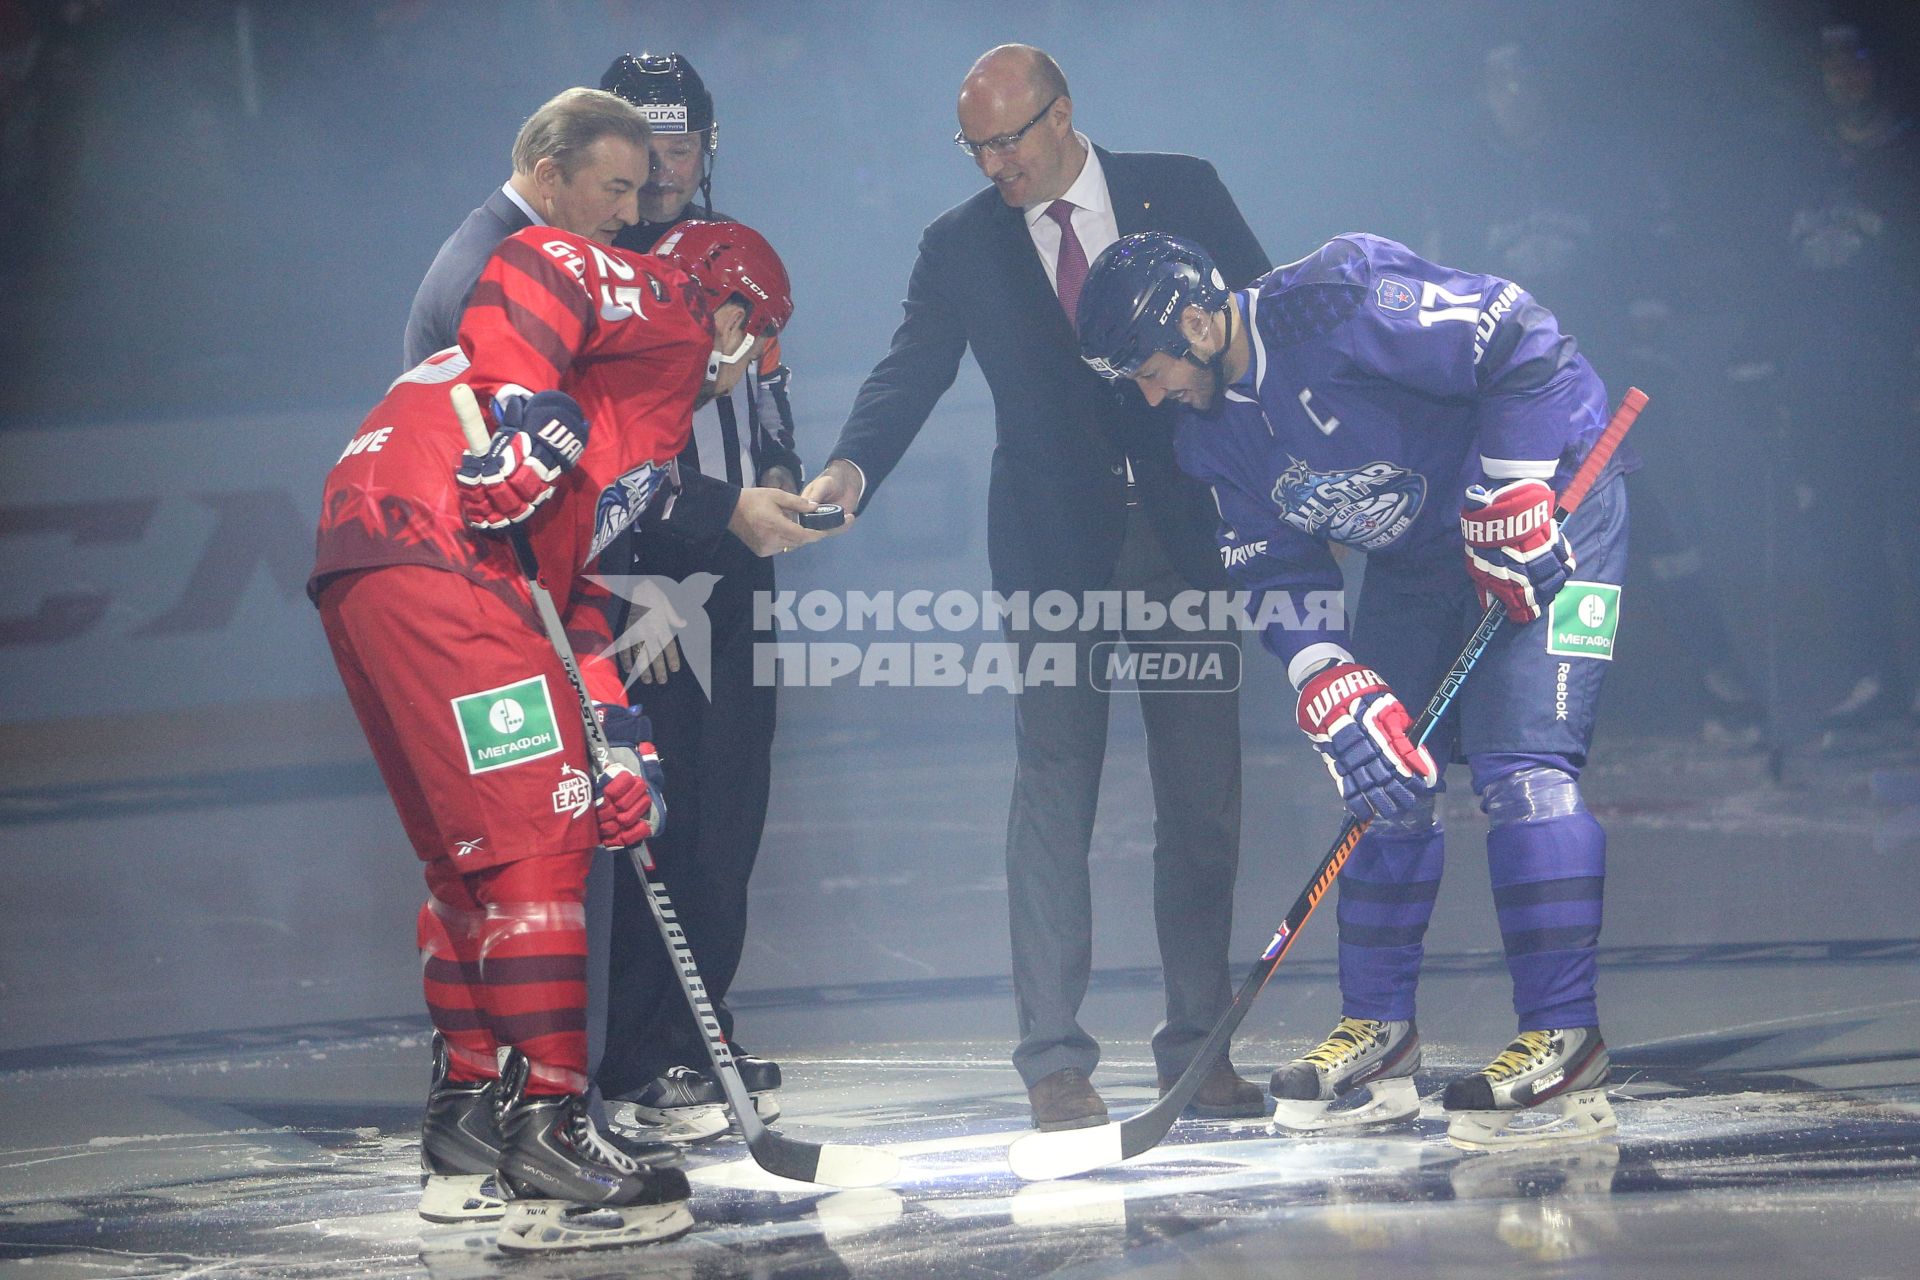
top-left (1171, 234), bottom-right (1609, 684)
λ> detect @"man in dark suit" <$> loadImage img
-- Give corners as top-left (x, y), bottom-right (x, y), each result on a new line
top-left (802, 44), bottom-right (1270, 1130)
top-left (402, 88), bottom-right (647, 370)
top-left (401, 85), bottom-right (815, 552)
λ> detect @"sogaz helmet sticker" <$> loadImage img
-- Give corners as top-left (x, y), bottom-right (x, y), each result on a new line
top-left (1547, 582), bottom-right (1621, 660)
top-left (451, 676), bottom-right (563, 774)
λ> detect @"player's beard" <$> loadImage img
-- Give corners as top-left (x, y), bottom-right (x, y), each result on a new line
top-left (1186, 305), bottom-right (1234, 417)
top-left (1183, 357), bottom-right (1227, 418)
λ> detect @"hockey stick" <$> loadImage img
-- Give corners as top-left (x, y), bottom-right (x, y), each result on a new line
top-left (1008, 386), bottom-right (1649, 1181)
top-left (451, 383), bottom-right (898, 1189)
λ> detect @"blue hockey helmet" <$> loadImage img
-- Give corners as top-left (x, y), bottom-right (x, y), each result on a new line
top-left (1077, 233), bottom-right (1230, 382)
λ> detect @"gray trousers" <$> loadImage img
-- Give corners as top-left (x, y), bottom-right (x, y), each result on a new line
top-left (1006, 511), bottom-right (1244, 1087)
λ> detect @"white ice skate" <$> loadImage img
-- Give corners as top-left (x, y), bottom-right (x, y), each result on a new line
top-left (1268, 1017), bottom-right (1422, 1134)
top-left (1443, 1027), bottom-right (1616, 1150)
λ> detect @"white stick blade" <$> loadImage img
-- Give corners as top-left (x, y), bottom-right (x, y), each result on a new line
top-left (811, 1143), bottom-right (901, 1189)
top-left (1007, 1122), bottom-right (1125, 1182)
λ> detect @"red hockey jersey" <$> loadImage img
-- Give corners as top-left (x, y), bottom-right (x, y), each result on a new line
top-left (310, 228), bottom-right (718, 678)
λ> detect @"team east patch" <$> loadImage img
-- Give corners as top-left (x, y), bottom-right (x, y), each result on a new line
top-left (551, 763), bottom-right (592, 817)
top-left (451, 675), bottom-right (563, 774)
top-left (1375, 276), bottom-right (1416, 312)
top-left (1546, 581), bottom-right (1621, 660)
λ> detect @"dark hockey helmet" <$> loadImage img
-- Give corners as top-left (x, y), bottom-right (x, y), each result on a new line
top-left (1077, 232), bottom-right (1230, 382)
top-left (601, 52), bottom-right (718, 155)
top-left (654, 220), bottom-right (793, 338)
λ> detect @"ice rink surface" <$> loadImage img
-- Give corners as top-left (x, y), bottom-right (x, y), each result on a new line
top-left (3, 719), bottom-right (1917, 1277)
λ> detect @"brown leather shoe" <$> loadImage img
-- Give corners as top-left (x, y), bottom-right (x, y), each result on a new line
top-left (1027, 1068), bottom-right (1109, 1131)
top-left (1159, 1056), bottom-right (1267, 1118)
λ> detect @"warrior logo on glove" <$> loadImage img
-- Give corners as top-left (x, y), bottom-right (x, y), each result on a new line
top-left (455, 387), bottom-right (591, 531)
top-left (1297, 662), bottom-right (1438, 821)
top-left (1460, 478), bottom-right (1576, 624)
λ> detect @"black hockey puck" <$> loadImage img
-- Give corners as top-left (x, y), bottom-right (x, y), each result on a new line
top-left (798, 504), bottom-right (845, 530)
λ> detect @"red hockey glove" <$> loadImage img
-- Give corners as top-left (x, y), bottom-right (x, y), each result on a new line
top-left (592, 702), bottom-right (666, 849)
top-left (1460, 478), bottom-right (1575, 624)
top-left (1297, 662), bottom-right (1438, 820)
top-left (455, 389), bottom-right (589, 531)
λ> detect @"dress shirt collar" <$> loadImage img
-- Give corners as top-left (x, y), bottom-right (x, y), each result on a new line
top-left (1022, 134), bottom-right (1108, 228)
top-left (500, 181), bottom-right (545, 227)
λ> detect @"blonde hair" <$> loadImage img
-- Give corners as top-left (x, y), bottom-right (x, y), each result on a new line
top-left (511, 87), bottom-right (652, 179)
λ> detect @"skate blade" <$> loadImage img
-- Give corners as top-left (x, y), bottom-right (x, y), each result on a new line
top-left (1269, 1077), bottom-right (1420, 1135)
top-left (608, 1101), bottom-right (729, 1145)
top-left (728, 1092), bottom-right (782, 1133)
top-left (494, 1198), bottom-right (694, 1253)
top-left (418, 1172), bottom-right (504, 1223)
top-left (1446, 1087), bottom-right (1617, 1150)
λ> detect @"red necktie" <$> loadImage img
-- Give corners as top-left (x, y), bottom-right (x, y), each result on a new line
top-left (1045, 199), bottom-right (1089, 325)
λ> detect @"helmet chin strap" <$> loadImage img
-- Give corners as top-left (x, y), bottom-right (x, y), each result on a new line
top-left (705, 332), bottom-right (755, 381)
top-left (1180, 303), bottom-right (1234, 417)
top-left (1175, 301), bottom-right (1236, 378)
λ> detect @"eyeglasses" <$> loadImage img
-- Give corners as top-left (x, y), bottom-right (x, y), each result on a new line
top-left (953, 96), bottom-right (1060, 159)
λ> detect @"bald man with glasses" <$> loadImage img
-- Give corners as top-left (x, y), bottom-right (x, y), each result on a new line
top-left (804, 45), bottom-right (1270, 1131)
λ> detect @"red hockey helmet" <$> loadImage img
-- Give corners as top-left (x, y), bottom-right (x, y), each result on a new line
top-left (653, 220), bottom-right (793, 339)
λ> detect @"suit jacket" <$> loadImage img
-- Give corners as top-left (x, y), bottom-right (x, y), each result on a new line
top-left (833, 147), bottom-right (1269, 594)
top-left (402, 187), bottom-right (531, 370)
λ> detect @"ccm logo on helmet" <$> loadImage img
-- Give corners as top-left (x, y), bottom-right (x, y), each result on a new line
top-left (736, 271), bottom-right (770, 302)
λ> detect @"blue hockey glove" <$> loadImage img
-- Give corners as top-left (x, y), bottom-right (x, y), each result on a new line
top-left (1297, 662), bottom-right (1439, 820)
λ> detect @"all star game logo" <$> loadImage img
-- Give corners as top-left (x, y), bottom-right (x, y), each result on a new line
top-left (1272, 458), bottom-right (1426, 552)
top-left (589, 460), bottom-right (670, 562)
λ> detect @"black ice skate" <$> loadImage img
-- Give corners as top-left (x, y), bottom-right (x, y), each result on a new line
top-left (1818, 676), bottom-right (1917, 754)
top-left (1442, 1027), bottom-right (1616, 1149)
top-left (418, 1034), bottom-right (505, 1224)
top-left (1269, 1016), bottom-right (1422, 1134)
top-left (1700, 668), bottom-right (1765, 750)
top-left (606, 1065), bottom-right (731, 1144)
top-left (732, 1049), bottom-right (784, 1127)
top-left (493, 1051), bottom-right (694, 1253)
